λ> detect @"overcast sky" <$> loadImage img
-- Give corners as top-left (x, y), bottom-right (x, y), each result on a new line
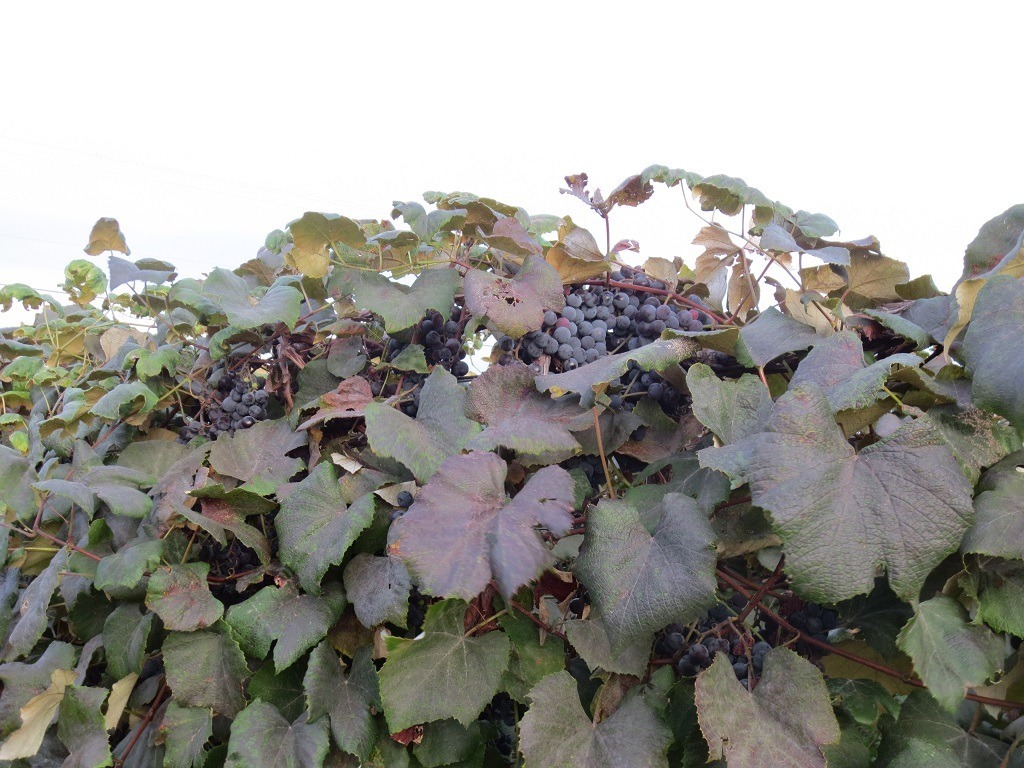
top-left (1, 2), bottom-right (1020, 308)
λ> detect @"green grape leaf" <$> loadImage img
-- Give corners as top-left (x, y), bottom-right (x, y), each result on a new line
top-left (276, 464), bottom-right (376, 593)
top-left (90, 380), bottom-right (158, 420)
top-left (84, 217), bottom-right (130, 256)
top-left (145, 563), bottom-right (224, 632)
top-left (94, 539), bottom-right (164, 593)
top-left (387, 452), bottom-right (574, 600)
top-left (696, 648), bottom-right (840, 767)
top-left (379, 600), bottom-right (510, 732)
top-left (519, 670), bottom-right (672, 768)
top-left (2, 548), bottom-right (68, 661)
top-left (700, 384), bottom-right (973, 602)
top-left (466, 363), bottom-right (585, 463)
top-left (563, 618), bottom-right (650, 677)
top-left (56, 684), bottom-right (111, 768)
top-left (225, 582), bottom-right (346, 671)
top-left (827, 678), bottom-right (899, 726)
top-left (862, 309), bottom-right (933, 350)
top-left (961, 205), bottom-right (1024, 280)
top-left (102, 605), bottom-right (154, 681)
top-left (202, 268), bottom-right (303, 330)
top-left (788, 331), bottom-right (921, 412)
top-left (157, 701), bottom-right (212, 768)
top-left (962, 275), bottom-right (1024, 428)
top-left (304, 642), bottom-right (379, 762)
top-left (735, 307), bottom-right (821, 368)
top-left (973, 560), bottom-right (1024, 637)
top-left (413, 719), bottom-right (485, 768)
top-left (686, 363), bottom-right (772, 444)
top-left (0, 642), bottom-right (76, 739)
top-left (342, 554), bottom-right (412, 629)
top-left (464, 255), bottom-right (565, 338)
top-left (0, 445), bottom-right (38, 521)
top-left (961, 450), bottom-right (1024, 559)
top-left (500, 610), bottom-right (566, 702)
top-left (924, 404), bottom-right (1020, 485)
top-left (208, 418), bottom-right (306, 493)
top-left (162, 623), bottom-right (249, 716)
top-left (364, 366), bottom-right (481, 483)
top-left (897, 595), bottom-right (1004, 710)
top-left (536, 338), bottom-right (700, 408)
top-left (573, 494), bottom-right (716, 654)
top-left (333, 268), bottom-right (460, 333)
top-left (224, 701), bottom-right (329, 768)
top-left (108, 255), bottom-right (176, 289)
top-left (288, 212), bottom-right (366, 278)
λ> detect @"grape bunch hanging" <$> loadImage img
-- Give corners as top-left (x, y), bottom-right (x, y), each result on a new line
top-left (178, 364), bottom-right (271, 441)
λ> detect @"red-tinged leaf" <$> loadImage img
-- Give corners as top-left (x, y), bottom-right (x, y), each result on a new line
top-left (464, 255), bottom-right (565, 338)
top-left (388, 452), bottom-right (574, 600)
top-left (298, 376), bottom-right (374, 430)
top-left (145, 563), bottom-right (223, 631)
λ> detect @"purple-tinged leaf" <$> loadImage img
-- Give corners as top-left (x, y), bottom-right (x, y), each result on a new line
top-left (145, 563), bottom-right (223, 632)
top-left (464, 255), bottom-right (565, 338)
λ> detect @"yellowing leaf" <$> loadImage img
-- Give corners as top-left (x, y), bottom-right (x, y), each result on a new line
top-left (104, 673), bottom-right (138, 730)
top-left (0, 668), bottom-right (76, 760)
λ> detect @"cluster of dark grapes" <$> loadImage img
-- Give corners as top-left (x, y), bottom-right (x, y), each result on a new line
top-left (407, 586), bottom-right (427, 634)
top-left (480, 693), bottom-right (517, 761)
top-left (495, 267), bottom-right (710, 376)
top-left (201, 525), bottom-right (274, 607)
top-left (766, 599), bottom-right (839, 656)
top-left (561, 455), bottom-right (605, 490)
top-left (178, 366), bottom-right (270, 441)
top-left (415, 308), bottom-right (470, 377)
top-left (655, 595), bottom-right (774, 690)
top-left (567, 586), bottom-right (589, 618)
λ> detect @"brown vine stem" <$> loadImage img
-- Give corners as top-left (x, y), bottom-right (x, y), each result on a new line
top-left (508, 598), bottom-right (567, 642)
top-left (592, 407), bottom-right (616, 500)
top-left (735, 558), bottom-right (786, 625)
top-left (716, 567), bottom-right (1024, 711)
top-left (113, 679), bottom-right (168, 767)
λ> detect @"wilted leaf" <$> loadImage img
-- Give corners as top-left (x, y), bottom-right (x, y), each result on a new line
top-left (226, 582), bottom-right (345, 671)
top-left (298, 376), bottom-right (374, 431)
top-left (276, 463), bottom-right (376, 593)
top-left (0, 668), bottom-right (76, 760)
top-left (304, 642), bottom-right (379, 762)
top-left (83, 217), bottom-right (130, 256)
top-left (0, 642), bottom-right (76, 739)
top-left (465, 255), bottom-right (565, 338)
top-left (897, 595), bottom-right (1004, 710)
top-left (379, 600), bottom-right (510, 731)
top-left (573, 494), bottom-right (716, 654)
top-left (388, 452), bottom-right (573, 600)
top-left (695, 648), bottom-right (840, 767)
top-left (546, 223), bottom-right (610, 282)
top-left (843, 253), bottom-right (911, 309)
top-left (519, 671), bottom-right (671, 768)
top-left (364, 366), bottom-right (480, 483)
top-left (700, 384), bottom-right (974, 602)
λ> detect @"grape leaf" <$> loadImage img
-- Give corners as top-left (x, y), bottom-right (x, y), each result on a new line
top-left (364, 366), bottom-right (481, 483)
top-left (56, 684), bottom-right (111, 768)
top-left (897, 595), bottom-right (1004, 710)
top-left (466, 363), bottom-right (584, 463)
top-left (500, 610), bottom-right (566, 702)
top-left (208, 418), bottom-right (306, 493)
top-left (973, 560), bottom-right (1024, 637)
top-left (304, 642), bottom-right (379, 762)
top-left (696, 647), bottom-right (840, 768)
top-left (288, 211), bottom-right (366, 278)
top-left (84, 217), bottom-right (130, 256)
top-left (686, 363), bottom-right (772, 444)
top-left (202, 268), bottom-right (302, 330)
top-left (573, 494), bottom-right (717, 654)
top-left (961, 450), bottom-right (1024, 559)
top-left (0, 642), bottom-right (76, 739)
top-left (413, 719), bottom-right (485, 768)
top-left (924, 404), bottom-right (1020, 485)
top-left (177, 485), bottom-right (274, 565)
top-left (536, 338), bottom-right (700, 408)
top-left (563, 618), bottom-right (650, 677)
top-left (387, 452), bottom-right (574, 600)
top-left (224, 701), bottom-right (329, 768)
top-left (788, 331), bottom-right (921, 412)
top-left (734, 307), bottom-right (821, 368)
top-left (519, 671), bottom-right (672, 768)
top-left (333, 268), bottom-right (460, 333)
top-left (962, 275), bottom-right (1024, 429)
top-left (2, 548), bottom-right (68, 661)
top-left (700, 384), bottom-right (974, 602)
top-left (276, 463), bottom-right (376, 593)
top-left (157, 701), bottom-right (212, 768)
top-left (464, 255), bottom-right (565, 338)
top-left (225, 582), bottom-right (346, 671)
top-left (145, 563), bottom-right (224, 632)
top-left (342, 554), bottom-right (412, 628)
top-left (378, 600), bottom-right (510, 732)
top-left (108, 255), bottom-right (176, 290)
top-left (827, 678), bottom-right (899, 726)
top-left (90, 380), bottom-right (159, 420)
top-left (94, 539), bottom-right (164, 593)
top-left (162, 623), bottom-right (249, 716)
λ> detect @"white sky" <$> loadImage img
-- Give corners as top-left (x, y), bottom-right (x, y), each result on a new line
top-left (1, 3), bottom-right (1020, 306)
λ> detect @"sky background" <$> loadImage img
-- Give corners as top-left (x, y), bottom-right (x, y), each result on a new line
top-left (1, 3), bottom-right (1020, 309)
